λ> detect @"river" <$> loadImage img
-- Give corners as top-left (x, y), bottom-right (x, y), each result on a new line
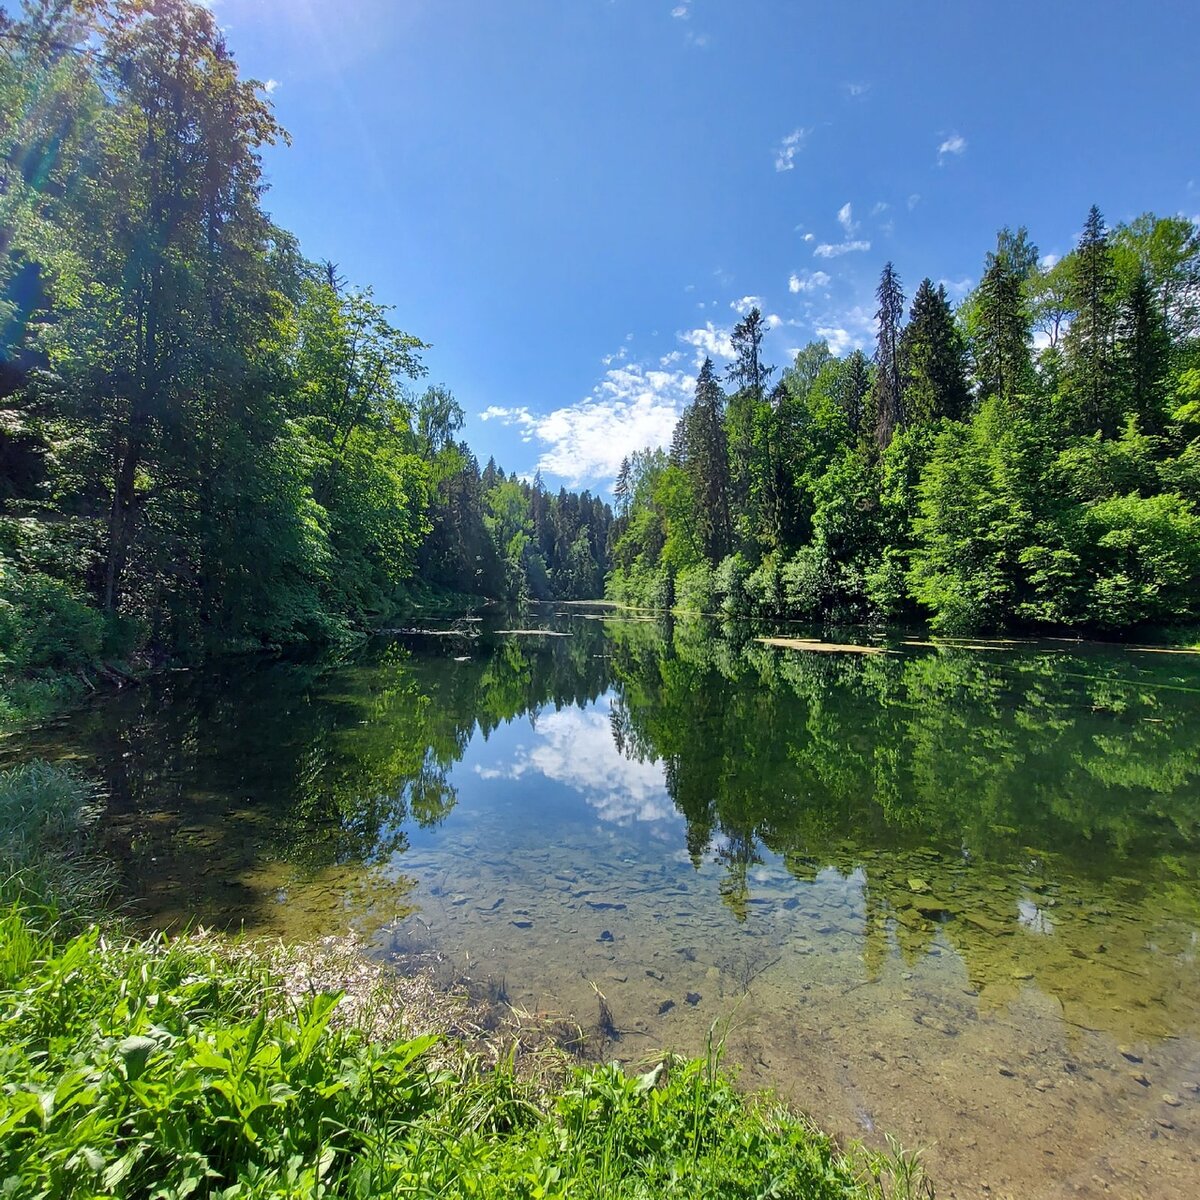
top-left (10, 607), bottom-right (1200, 1199)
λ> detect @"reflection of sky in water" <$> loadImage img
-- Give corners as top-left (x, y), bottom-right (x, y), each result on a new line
top-left (469, 694), bottom-right (680, 827)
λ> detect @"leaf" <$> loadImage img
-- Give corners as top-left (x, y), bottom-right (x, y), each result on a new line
top-left (635, 1063), bottom-right (665, 1094)
top-left (117, 1035), bottom-right (159, 1081)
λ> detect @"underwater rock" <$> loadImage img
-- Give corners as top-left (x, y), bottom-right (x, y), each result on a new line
top-left (597, 930), bottom-right (614, 943)
top-left (511, 920), bottom-right (533, 930)
top-left (658, 999), bottom-right (675, 1015)
top-left (685, 992), bottom-right (702, 1006)
top-left (962, 911), bottom-right (1012, 935)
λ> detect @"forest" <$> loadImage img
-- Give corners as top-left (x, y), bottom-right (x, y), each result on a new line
top-left (4, 0), bottom-right (1200, 732)
top-left (0, 0), bottom-right (612, 718)
top-left (609, 213), bottom-right (1200, 632)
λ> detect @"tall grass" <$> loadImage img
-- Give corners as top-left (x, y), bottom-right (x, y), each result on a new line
top-left (0, 762), bottom-right (932, 1198)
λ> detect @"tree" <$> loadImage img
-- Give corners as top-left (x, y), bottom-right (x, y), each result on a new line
top-left (1063, 205), bottom-right (1119, 435)
top-left (871, 262), bottom-right (906, 449)
top-left (1117, 267), bottom-right (1169, 432)
top-left (683, 357), bottom-right (732, 561)
top-left (725, 309), bottom-right (776, 549)
top-left (901, 279), bottom-right (970, 424)
top-left (972, 241), bottom-right (1033, 410)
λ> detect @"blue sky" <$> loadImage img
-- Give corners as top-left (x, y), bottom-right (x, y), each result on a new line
top-left (216, 0), bottom-right (1200, 492)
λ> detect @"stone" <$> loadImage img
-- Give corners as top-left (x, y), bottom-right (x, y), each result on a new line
top-left (511, 920), bottom-right (533, 930)
top-left (998, 1067), bottom-right (1016, 1078)
top-left (597, 930), bottom-right (614, 943)
top-left (1118, 1046), bottom-right (1143, 1064)
top-left (685, 992), bottom-right (702, 1006)
top-left (963, 911), bottom-right (1013, 935)
top-left (1162, 1094), bottom-right (1181, 1107)
top-left (658, 999), bottom-right (676, 1015)
top-left (908, 878), bottom-right (931, 894)
top-left (1130, 1073), bottom-right (1151, 1087)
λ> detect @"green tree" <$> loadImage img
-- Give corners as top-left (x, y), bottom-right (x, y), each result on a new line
top-left (900, 279), bottom-right (969, 424)
top-left (871, 262), bottom-right (906, 449)
top-left (1063, 205), bottom-right (1119, 435)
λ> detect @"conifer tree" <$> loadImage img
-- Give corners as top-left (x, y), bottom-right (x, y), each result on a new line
top-left (871, 263), bottom-right (906, 449)
top-left (836, 350), bottom-right (872, 437)
top-left (1064, 205), bottom-right (1119, 434)
top-left (1118, 266), bottom-right (1169, 432)
top-left (686, 357), bottom-right (732, 561)
top-left (901, 279), bottom-right (970, 424)
top-left (973, 244), bottom-right (1033, 409)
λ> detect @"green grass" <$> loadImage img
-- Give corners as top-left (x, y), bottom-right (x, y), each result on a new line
top-left (0, 763), bottom-right (930, 1199)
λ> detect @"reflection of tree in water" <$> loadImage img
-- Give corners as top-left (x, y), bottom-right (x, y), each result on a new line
top-left (603, 619), bottom-right (1200, 1033)
top-left (48, 621), bottom-right (613, 899)
top-left (604, 618), bottom-right (1200, 913)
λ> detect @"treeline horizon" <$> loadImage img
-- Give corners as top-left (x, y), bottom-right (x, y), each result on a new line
top-left (609, 208), bottom-right (1200, 632)
top-left (0, 0), bottom-right (612, 711)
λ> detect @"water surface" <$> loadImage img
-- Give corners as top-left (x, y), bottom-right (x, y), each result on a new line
top-left (13, 610), bottom-right (1200, 1199)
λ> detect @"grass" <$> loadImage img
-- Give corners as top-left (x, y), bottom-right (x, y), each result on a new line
top-left (0, 762), bottom-right (933, 1199)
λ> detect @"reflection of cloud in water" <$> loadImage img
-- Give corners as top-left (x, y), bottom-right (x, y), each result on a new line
top-left (473, 702), bottom-right (677, 825)
top-left (1018, 898), bottom-right (1054, 935)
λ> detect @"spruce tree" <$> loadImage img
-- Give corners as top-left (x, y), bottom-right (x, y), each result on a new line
top-left (687, 357), bottom-right (732, 561)
top-left (1064, 205), bottom-right (1119, 434)
top-left (973, 244), bottom-right (1033, 409)
top-left (871, 262), bottom-right (906, 449)
top-left (901, 279), bottom-right (970, 424)
top-left (837, 350), bottom-right (871, 437)
top-left (1117, 266), bottom-right (1169, 432)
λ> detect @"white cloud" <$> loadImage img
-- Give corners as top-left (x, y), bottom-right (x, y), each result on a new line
top-left (730, 295), bottom-right (762, 316)
top-left (814, 239), bottom-right (871, 258)
top-left (1039, 253), bottom-right (1060, 269)
top-left (908, 193), bottom-right (921, 210)
top-left (479, 364), bottom-right (695, 487)
top-left (937, 133), bottom-right (967, 164)
top-left (937, 276), bottom-right (973, 299)
top-left (814, 304), bottom-right (875, 355)
top-left (671, 3), bottom-right (689, 15)
top-left (679, 321), bottom-right (735, 360)
top-left (837, 202), bottom-right (858, 236)
top-left (476, 702), bottom-right (678, 826)
top-left (789, 270), bottom-right (831, 294)
top-left (845, 81), bottom-right (870, 98)
top-left (774, 127), bottom-right (812, 172)
top-left (659, 349), bottom-right (684, 366)
top-left (870, 201), bottom-right (889, 217)
top-left (479, 404), bottom-right (535, 430)
top-left (802, 232), bottom-right (814, 242)
top-left (263, 78), bottom-right (279, 95)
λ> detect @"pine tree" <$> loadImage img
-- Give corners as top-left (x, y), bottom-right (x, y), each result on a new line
top-left (1064, 205), bottom-right (1119, 434)
top-left (872, 263), bottom-right (906, 449)
top-left (901, 279), bottom-right (970, 424)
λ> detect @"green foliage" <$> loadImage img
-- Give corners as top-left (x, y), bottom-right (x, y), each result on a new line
top-left (0, 0), bottom-right (612, 709)
top-left (0, 893), bottom-right (885, 1199)
top-left (613, 207), bottom-right (1200, 634)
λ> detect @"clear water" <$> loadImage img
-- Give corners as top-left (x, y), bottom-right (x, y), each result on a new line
top-left (11, 609), bottom-right (1200, 1198)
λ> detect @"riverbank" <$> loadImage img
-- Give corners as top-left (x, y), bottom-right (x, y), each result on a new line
top-left (0, 760), bottom-right (928, 1199)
